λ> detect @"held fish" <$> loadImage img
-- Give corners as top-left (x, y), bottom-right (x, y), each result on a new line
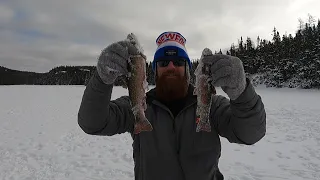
top-left (194, 54), bottom-right (215, 132)
top-left (128, 55), bottom-right (153, 134)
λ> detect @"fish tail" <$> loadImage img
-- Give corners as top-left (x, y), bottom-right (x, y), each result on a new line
top-left (196, 120), bottom-right (211, 132)
top-left (133, 112), bottom-right (153, 134)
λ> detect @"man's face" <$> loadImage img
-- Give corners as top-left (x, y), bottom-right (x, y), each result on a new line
top-left (155, 58), bottom-right (189, 102)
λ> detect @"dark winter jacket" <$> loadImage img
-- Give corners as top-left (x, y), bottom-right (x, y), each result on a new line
top-left (78, 71), bottom-right (266, 180)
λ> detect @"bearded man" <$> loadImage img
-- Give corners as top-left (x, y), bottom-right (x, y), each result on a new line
top-left (78, 31), bottom-right (266, 180)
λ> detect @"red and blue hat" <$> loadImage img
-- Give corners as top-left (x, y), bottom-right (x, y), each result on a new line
top-left (152, 31), bottom-right (191, 71)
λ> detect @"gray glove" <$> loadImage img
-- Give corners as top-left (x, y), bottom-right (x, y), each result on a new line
top-left (96, 33), bottom-right (144, 85)
top-left (201, 48), bottom-right (246, 100)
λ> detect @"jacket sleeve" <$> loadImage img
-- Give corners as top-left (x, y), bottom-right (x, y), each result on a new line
top-left (78, 70), bottom-right (134, 136)
top-left (211, 78), bottom-right (266, 145)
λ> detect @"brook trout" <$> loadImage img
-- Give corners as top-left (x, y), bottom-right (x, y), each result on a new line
top-left (127, 33), bottom-right (153, 134)
top-left (194, 48), bottom-right (216, 132)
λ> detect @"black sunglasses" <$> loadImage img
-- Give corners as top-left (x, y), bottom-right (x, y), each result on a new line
top-left (156, 58), bottom-right (186, 67)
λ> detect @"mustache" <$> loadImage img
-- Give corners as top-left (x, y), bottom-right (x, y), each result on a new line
top-left (161, 70), bottom-right (181, 76)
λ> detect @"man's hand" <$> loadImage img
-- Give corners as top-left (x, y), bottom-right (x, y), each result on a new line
top-left (200, 48), bottom-right (246, 100)
top-left (96, 33), bottom-right (143, 85)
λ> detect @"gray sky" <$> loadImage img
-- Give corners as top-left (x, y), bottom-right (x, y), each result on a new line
top-left (1, 0), bottom-right (320, 72)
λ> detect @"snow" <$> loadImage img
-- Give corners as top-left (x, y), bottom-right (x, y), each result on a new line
top-left (0, 85), bottom-right (320, 180)
top-left (80, 69), bottom-right (90, 72)
top-left (55, 71), bottom-right (66, 74)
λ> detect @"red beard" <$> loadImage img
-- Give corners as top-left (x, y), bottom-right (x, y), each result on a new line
top-left (155, 70), bottom-right (188, 102)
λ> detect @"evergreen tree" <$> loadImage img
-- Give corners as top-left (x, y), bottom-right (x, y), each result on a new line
top-left (2, 14), bottom-right (320, 89)
top-left (224, 15), bottom-right (320, 88)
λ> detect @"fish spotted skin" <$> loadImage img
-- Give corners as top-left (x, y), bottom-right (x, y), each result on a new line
top-left (128, 55), bottom-right (153, 134)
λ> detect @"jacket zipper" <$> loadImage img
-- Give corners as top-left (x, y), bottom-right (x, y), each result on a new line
top-left (152, 100), bottom-right (196, 119)
top-left (176, 101), bottom-right (196, 118)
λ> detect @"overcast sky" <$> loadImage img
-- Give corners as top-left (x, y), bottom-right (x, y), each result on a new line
top-left (1, 0), bottom-right (320, 72)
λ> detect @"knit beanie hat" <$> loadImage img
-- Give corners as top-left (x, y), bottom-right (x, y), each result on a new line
top-left (152, 31), bottom-right (191, 71)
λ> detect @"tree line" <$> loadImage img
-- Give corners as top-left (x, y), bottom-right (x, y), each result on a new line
top-left (1, 15), bottom-right (319, 88)
top-left (225, 14), bottom-right (320, 88)
top-left (0, 63), bottom-right (197, 86)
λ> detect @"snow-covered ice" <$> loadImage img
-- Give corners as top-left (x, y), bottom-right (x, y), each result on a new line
top-left (0, 85), bottom-right (320, 180)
